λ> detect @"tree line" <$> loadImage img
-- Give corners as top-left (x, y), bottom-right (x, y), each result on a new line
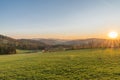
top-left (0, 37), bottom-right (120, 54)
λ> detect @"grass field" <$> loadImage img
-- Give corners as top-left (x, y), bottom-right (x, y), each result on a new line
top-left (0, 49), bottom-right (120, 80)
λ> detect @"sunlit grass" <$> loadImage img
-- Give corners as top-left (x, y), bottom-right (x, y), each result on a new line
top-left (0, 49), bottom-right (120, 79)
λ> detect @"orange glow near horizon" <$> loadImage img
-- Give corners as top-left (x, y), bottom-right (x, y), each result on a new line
top-left (8, 33), bottom-right (109, 40)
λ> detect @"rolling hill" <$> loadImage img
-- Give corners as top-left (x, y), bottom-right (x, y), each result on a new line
top-left (0, 34), bottom-right (120, 51)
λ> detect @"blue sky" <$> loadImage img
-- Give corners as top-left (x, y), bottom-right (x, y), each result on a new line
top-left (1, 0), bottom-right (120, 39)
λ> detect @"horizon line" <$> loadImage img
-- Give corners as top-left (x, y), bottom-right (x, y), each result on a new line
top-left (1, 34), bottom-right (119, 40)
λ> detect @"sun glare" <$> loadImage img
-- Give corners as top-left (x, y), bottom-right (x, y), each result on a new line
top-left (108, 31), bottom-right (118, 39)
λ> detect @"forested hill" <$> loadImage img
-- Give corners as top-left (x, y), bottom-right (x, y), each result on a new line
top-left (0, 34), bottom-right (120, 54)
top-left (16, 39), bottom-right (47, 50)
top-left (0, 34), bottom-right (16, 54)
top-left (0, 34), bottom-right (16, 43)
top-left (0, 34), bottom-right (48, 54)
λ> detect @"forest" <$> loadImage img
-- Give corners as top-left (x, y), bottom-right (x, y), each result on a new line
top-left (0, 34), bottom-right (120, 54)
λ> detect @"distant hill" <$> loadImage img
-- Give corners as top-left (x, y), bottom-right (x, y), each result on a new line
top-left (16, 39), bottom-right (47, 50)
top-left (0, 34), bottom-right (120, 52)
top-left (33, 38), bottom-right (68, 45)
top-left (31, 38), bottom-right (120, 49)
top-left (63, 38), bottom-right (106, 45)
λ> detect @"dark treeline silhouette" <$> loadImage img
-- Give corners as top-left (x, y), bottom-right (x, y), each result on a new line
top-left (40, 38), bottom-right (120, 52)
top-left (64, 39), bottom-right (120, 49)
top-left (16, 39), bottom-right (47, 50)
top-left (0, 34), bottom-right (120, 54)
top-left (0, 35), bottom-right (16, 54)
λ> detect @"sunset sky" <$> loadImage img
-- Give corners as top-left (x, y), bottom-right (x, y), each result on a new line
top-left (1, 0), bottom-right (120, 39)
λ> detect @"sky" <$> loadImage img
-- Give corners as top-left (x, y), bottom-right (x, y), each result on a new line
top-left (1, 0), bottom-right (120, 39)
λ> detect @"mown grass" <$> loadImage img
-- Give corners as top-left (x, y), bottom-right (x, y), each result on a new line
top-left (0, 49), bottom-right (120, 80)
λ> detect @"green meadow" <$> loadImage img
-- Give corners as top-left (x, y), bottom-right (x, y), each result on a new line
top-left (0, 49), bottom-right (120, 80)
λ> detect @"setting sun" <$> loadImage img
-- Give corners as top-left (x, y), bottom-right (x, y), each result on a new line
top-left (108, 31), bottom-right (118, 39)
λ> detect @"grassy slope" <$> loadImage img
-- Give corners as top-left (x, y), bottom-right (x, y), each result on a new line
top-left (0, 49), bottom-right (120, 80)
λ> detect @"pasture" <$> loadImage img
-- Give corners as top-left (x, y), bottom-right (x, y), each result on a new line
top-left (0, 49), bottom-right (120, 80)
